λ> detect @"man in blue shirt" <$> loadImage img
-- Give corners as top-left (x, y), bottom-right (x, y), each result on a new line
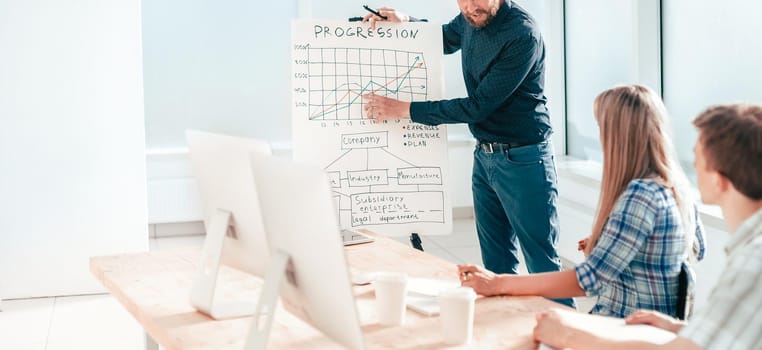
top-left (363, 0), bottom-right (573, 307)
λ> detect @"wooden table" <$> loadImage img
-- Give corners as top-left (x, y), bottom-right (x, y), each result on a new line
top-left (91, 234), bottom-right (568, 349)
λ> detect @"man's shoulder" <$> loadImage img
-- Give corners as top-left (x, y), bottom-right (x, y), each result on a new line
top-left (489, 14), bottom-right (541, 46)
top-left (502, 2), bottom-right (541, 35)
top-left (731, 209), bottom-right (762, 256)
top-left (726, 231), bottom-right (762, 276)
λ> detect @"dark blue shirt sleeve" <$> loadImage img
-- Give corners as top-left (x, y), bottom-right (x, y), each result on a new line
top-left (409, 33), bottom-right (542, 126)
top-left (442, 15), bottom-right (464, 54)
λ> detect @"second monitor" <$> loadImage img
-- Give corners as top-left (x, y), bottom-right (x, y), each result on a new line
top-left (186, 130), bottom-right (272, 319)
top-left (246, 152), bottom-right (365, 350)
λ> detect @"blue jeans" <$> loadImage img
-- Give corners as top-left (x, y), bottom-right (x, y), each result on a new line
top-left (472, 141), bottom-right (575, 308)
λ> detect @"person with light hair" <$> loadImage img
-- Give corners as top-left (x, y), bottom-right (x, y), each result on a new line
top-left (533, 103), bottom-right (762, 350)
top-left (458, 84), bottom-right (706, 318)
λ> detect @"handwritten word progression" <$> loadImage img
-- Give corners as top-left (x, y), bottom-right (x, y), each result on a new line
top-left (347, 169), bottom-right (389, 187)
top-left (350, 191), bottom-right (445, 225)
top-left (341, 131), bottom-right (388, 149)
top-left (313, 25), bottom-right (420, 40)
top-left (397, 167), bottom-right (443, 185)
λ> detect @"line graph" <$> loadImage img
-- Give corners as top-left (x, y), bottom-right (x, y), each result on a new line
top-left (306, 48), bottom-right (428, 121)
top-left (291, 20), bottom-right (451, 236)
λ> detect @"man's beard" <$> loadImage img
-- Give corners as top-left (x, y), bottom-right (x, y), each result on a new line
top-left (464, 6), bottom-right (499, 28)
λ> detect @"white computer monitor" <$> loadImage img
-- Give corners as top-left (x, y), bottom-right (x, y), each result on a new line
top-left (246, 152), bottom-right (365, 350)
top-left (186, 130), bottom-right (272, 319)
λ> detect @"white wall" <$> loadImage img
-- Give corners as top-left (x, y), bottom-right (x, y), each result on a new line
top-left (142, 0), bottom-right (567, 213)
top-left (142, 0), bottom-right (566, 148)
top-left (142, 0), bottom-right (298, 148)
top-left (0, 0), bottom-right (148, 299)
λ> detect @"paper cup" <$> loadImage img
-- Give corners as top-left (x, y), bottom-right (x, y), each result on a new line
top-left (374, 271), bottom-right (408, 326)
top-left (439, 286), bottom-right (477, 345)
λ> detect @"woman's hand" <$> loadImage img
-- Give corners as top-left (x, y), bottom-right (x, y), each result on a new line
top-left (577, 237), bottom-right (590, 251)
top-left (625, 310), bottom-right (685, 333)
top-left (457, 264), bottom-right (503, 296)
top-left (533, 309), bottom-right (577, 349)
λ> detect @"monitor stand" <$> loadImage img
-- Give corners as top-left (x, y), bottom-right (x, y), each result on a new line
top-left (189, 209), bottom-right (258, 319)
top-left (244, 249), bottom-right (291, 349)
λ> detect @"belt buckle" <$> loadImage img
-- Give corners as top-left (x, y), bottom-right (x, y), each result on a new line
top-left (483, 143), bottom-right (494, 153)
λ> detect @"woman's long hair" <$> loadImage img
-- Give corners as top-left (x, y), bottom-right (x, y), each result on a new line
top-left (585, 85), bottom-right (695, 257)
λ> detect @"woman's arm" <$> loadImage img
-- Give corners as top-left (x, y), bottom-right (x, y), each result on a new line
top-left (457, 265), bottom-right (585, 299)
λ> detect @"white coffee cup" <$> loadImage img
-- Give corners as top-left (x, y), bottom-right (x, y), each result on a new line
top-left (374, 271), bottom-right (408, 326)
top-left (438, 286), bottom-right (477, 345)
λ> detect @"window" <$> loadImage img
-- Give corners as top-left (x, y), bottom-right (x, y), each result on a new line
top-left (662, 0), bottom-right (762, 175)
top-left (565, 0), bottom-right (661, 161)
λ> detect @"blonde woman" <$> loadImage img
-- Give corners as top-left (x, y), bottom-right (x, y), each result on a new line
top-left (458, 84), bottom-right (706, 318)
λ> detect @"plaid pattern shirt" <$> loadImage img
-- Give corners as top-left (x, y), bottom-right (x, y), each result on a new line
top-left (575, 178), bottom-right (706, 318)
top-left (680, 209), bottom-right (762, 350)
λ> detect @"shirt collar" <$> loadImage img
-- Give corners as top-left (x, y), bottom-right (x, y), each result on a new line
top-left (725, 208), bottom-right (762, 256)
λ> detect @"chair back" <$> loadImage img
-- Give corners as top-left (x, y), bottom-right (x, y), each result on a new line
top-left (676, 263), bottom-right (691, 320)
